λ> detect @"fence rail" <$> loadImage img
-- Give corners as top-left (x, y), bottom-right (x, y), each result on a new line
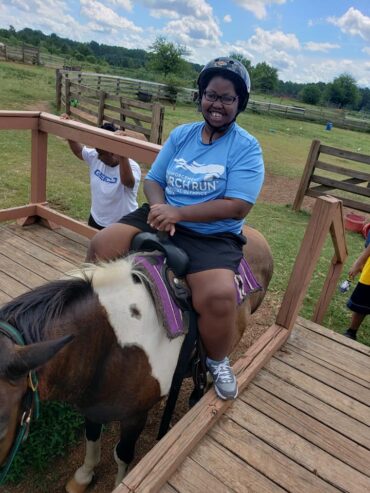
top-left (248, 100), bottom-right (370, 132)
top-left (293, 139), bottom-right (370, 213)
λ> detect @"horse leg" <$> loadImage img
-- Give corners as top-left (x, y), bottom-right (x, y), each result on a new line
top-left (65, 419), bottom-right (102, 493)
top-left (114, 412), bottom-right (148, 487)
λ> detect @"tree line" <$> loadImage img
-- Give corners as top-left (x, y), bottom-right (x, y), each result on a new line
top-left (1, 26), bottom-right (369, 111)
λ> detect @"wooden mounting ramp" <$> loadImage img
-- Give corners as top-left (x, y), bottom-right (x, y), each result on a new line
top-left (114, 316), bottom-right (370, 493)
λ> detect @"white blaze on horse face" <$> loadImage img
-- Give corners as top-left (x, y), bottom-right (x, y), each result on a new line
top-left (90, 259), bottom-right (184, 396)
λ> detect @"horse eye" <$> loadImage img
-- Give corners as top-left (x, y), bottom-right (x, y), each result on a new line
top-left (131, 274), bottom-right (141, 284)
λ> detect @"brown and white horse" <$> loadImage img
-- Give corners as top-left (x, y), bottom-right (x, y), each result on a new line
top-left (0, 225), bottom-right (273, 492)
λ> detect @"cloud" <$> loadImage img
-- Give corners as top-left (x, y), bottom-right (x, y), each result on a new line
top-left (80, 0), bottom-right (142, 32)
top-left (139, 0), bottom-right (213, 19)
top-left (108, 0), bottom-right (133, 11)
top-left (163, 15), bottom-right (221, 46)
top-left (233, 0), bottom-right (286, 20)
top-left (247, 27), bottom-right (300, 52)
top-left (224, 14), bottom-right (232, 23)
top-left (328, 7), bottom-right (370, 42)
top-left (304, 41), bottom-right (340, 52)
top-left (363, 47), bottom-right (370, 55)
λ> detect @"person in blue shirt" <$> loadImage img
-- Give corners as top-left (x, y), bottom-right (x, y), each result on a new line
top-left (87, 57), bottom-right (264, 400)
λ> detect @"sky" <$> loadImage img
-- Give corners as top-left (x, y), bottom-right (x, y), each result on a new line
top-left (1, 1), bottom-right (370, 87)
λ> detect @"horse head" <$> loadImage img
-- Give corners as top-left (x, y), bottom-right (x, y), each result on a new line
top-left (0, 331), bottom-right (73, 471)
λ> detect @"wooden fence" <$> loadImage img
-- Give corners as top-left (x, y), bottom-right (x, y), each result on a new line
top-left (293, 139), bottom-right (370, 213)
top-left (248, 100), bottom-right (370, 133)
top-left (0, 43), bottom-right (40, 65)
top-left (57, 72), bottom-right (165, 144)
top-left (57, 69), bottom-right (197, 105)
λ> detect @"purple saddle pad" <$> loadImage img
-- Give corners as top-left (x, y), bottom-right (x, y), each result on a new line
top-left (133, 254), bottom-right (262, 339)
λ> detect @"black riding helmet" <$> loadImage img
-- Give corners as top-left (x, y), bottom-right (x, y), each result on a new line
top-left (197, 57), bottom-right (251, 113)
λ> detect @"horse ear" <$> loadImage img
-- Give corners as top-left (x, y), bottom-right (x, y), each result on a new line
top-left (8, 335), bottom-right (74, 378)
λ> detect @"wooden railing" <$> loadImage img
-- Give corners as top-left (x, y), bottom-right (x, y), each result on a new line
top-left (57, 72), bottom-right (165, 144)
top-left (0, 111), bottom-right (161, 238)
top-left (293, 140), bottom-right (370, 213)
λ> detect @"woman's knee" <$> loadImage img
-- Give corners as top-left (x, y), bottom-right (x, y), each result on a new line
top-left (192, 284), bottom-right (236, 315)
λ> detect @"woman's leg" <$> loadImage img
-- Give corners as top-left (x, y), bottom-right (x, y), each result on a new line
top-left (86, 223), bottom-right (141, 262)
top-left (187, 269), bottom-right (238, 399)
top-left (187, 269), bottom-right (236, 359)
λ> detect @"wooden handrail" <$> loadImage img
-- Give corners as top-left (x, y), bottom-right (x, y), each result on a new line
top-left (0, 111), bottom-right (161, 234)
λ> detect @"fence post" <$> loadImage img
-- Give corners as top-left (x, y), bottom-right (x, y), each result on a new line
top-left (31, 129), bottom-right (48, 204)
top-left (150, 103), bottom-right (163, 144)
top-left (97, 91), bottom-right (106, 126)
top-left (65, 78), bottom-right (71, 115)
top-left (292, 139), bottom-right (321, 211)
top-left (119, 97), bottom-right (126, 129)
top-left (56, 69), bottom-right (62, 111)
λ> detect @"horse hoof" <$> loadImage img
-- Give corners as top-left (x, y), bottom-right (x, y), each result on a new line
top-left (65, 477), bottom-right (90, 493)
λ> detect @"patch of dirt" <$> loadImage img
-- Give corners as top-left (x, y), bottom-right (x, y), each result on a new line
top-left (24, 101), bottom-right (52, 113)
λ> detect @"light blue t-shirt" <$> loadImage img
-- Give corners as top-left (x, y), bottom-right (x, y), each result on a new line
top-left (146, 121), bottom-right (264, 234)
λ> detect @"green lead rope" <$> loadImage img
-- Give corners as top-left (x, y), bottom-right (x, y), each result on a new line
top-left (0, 320), bottom-right (40, 484)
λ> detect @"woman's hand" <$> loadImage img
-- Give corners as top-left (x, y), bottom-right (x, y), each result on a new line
top-left (148, 204), bottom-right (181, 236)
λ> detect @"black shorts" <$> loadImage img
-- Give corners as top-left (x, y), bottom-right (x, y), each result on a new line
top-left (88, 214), bottom-right (104, 230)
top-left (347, 281), bottom-right (370, 315)
top-left (118, 204), bottom-right (246, 274)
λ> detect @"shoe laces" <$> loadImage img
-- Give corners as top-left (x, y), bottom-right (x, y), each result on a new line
top-left (210, 361), bottom-right (234, 383)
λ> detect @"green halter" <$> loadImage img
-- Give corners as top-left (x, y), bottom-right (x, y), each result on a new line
top-left (0, 321), bottom-right (40, 485)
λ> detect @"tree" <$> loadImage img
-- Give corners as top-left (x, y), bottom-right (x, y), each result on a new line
top-left (148, 37), bottom-right (188, 77)
top-left (229, 52), bottom-right (253, 73)
top-left (300, 83), bottom-right (322, 105)
top-left (325, 73), bottom-right (360, 109)
top-left (252, 62), bottom-right (278, 93)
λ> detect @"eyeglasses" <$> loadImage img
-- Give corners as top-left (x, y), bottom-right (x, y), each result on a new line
top-left (203, 91), bottom-right (238, 105)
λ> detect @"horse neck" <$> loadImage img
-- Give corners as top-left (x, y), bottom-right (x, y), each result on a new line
top-left (38, 295), bottom-right (117, 402)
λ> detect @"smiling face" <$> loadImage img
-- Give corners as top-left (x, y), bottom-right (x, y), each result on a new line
top-left (201, 75), bottom-right (239, 131)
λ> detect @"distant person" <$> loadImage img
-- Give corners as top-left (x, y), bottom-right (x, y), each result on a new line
top-left (344, 240), bottom-right (370, 341)
top-left (61, 114), bottom-right (141, 230)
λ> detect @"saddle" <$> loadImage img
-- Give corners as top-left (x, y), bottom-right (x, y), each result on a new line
top-left (131, 232), bottom-right (262, 439)
top-left (132, 232), bottom-right (262, 340)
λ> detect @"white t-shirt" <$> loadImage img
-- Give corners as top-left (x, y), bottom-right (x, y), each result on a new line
top-left (82, 147), bottom-right (141, 227)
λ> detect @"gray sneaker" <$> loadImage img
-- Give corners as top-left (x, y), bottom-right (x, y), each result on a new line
top-left (206, 356), bottom-right (238, 400)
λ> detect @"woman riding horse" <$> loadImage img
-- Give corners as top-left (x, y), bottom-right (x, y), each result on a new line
top-left (87, 57), bottom-right (264, 401)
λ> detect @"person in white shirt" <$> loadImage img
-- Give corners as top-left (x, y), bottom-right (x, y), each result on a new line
top-left (62, 117), bottom-right (141, 230)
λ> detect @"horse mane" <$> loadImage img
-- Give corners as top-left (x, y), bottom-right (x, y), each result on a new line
top-left (0, 276), bottom-right (94, 344)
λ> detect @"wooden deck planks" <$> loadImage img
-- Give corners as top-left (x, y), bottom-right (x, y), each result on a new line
top-left (0, 223), bottom-right (369, 493)
top-left (155, 321), bottom-right (370, 493)
top-left (0, 223), bottom-right (87, 305)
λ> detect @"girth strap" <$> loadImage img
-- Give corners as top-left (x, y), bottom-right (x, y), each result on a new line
top-left (157, 309), bottom-right (199, 440)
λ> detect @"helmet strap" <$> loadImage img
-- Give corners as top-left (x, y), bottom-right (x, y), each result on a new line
top-left (202, 115), bottom-right (237, 144)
